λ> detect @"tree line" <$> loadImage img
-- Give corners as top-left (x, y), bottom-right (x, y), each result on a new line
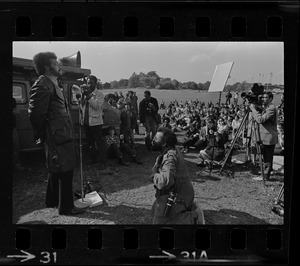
top-left (101, 71), bottom-right (262, 92)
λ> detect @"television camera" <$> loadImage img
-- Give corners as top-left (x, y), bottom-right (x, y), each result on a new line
top-left (241, 83), bottom-right (264, 105)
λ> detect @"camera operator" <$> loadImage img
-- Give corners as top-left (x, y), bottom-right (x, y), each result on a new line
top-left (249, 91), bottom-right (278, 181)
top-left (139, 90), bottom-right (159, 150)
top-left (81, 75), bottom-right (107, 171)
top-left (151, 127), bottom-right (205, 224)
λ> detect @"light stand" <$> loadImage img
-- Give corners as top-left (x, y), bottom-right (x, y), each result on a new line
top-left (218, 91), bottom-right (222, 106)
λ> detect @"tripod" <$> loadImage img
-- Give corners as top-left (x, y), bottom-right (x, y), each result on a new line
top-left (275, 184), bottom-right (284, 206)
top-left (271, 184), bottom-right (284, 216)
top-left (220, 107), bottom-right (266, 183)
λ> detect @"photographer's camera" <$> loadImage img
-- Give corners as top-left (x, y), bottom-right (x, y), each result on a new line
top-left (163, 191), bottom-right (177, 216)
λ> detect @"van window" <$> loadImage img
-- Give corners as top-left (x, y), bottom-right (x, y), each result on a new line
top-left (13, 83), bottom-right (27, 104)
top-left (69, 84), bottom-right (80, 105)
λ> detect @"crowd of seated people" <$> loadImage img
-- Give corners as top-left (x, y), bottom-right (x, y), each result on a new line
top-left (157, 99), bottom-right (241, 166)
top-left (159, 95), bottom-right (284, 168)
top-left (159, 100), bottom-right (242, 165)
top-left (104, 126), bottom-right (142, 166)
top-left (103, 91), bottom-right (284, 169)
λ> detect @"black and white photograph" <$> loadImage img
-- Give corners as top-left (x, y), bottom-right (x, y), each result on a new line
top-left (12, 41), bottom-right (284, 225)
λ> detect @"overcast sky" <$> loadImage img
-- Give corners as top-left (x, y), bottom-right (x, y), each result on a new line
top-left (13, 41), bottom-right (284, 85)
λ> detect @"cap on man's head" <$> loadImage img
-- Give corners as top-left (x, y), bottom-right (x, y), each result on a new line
top-left (163, 116), bottom-right (170, 123)
top-left (87, 75), bottom-right (98, 84)
top-left (107, 126), bottom-right (116, 132)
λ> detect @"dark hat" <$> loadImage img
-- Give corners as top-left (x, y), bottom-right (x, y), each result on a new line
top-left (124, 100), bottom-right (131, 106)
top-left (107, 126), bottom-right (116, 132)
top-left (163, 116), bottom-right (170, 123)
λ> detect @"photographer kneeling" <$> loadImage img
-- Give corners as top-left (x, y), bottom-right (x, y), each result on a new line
top-left (151, 128), bottom-right (205, 224)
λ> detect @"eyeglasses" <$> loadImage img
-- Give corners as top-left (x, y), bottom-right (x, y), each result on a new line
top-left (261, 96), bottom-right (269, 99)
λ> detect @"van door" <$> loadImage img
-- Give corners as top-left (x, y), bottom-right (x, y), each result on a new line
top-left (13, 80), bottom-right (42, 151)
top-left (63, 82), bottom-right (83, 140)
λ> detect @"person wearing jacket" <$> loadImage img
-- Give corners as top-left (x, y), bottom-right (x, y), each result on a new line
top-left (81, 75), bottom-right (107, 171)
top-left (120, 101), bottom-right (135, 146)
top-left (151, 127), bottom-right (205, 224)
top-left (250, 91), bottom-right (278, 181)
top-left (194, 119), bottom-right (217, 151)
top-left (139, 90), bottom-right (159, 150)
top-left (28, 52), bottom-right (85, 215)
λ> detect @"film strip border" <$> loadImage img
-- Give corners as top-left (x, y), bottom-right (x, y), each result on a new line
top-left (14, 11), bottom-right (284, 39)
top-left (15, 12), bottom-right (283, 39)
top-left (1, 1), bottom-right (298, 265)
top-left (2, 2), bottom-right (297, 40)
top-left (4, 226), bottom-right (287, 264)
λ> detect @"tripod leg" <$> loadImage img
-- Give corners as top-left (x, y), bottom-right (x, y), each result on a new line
top-left (210, 137), bottom-right (215, 175)
top-left (257, 146), bottom-right (265, 181)
top-left (220, 109), bottom-right (250, 173)
top-left (276, 184), bottom-right (284, 204)
top-left (253, 120), bottom-right (266, 183)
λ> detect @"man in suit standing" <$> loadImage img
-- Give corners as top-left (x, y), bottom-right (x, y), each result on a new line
top-left (250, 91), bottom-right (278, 181)
top-left (28, 52), bottom-right (85, 215)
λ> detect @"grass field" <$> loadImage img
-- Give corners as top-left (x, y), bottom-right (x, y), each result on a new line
top-left (12, 87), bottom-right (285, 225)
top-left (102, 88), bottom-right (283, 107)
top-left (13, 124), bottom-right (284, 225)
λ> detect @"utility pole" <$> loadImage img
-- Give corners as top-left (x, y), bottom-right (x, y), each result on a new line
top-left (267, 72), bottom-right (273, 90)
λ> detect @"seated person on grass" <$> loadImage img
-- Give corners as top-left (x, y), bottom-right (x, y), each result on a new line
top-left (121, 126), bottom-right (143, 165)
top-left (104, 126), bottom-right (142, 166)
top-left (158, 116), bottom-right (172, 130)
top-left (197, 126), bottom-right (227, 167)
top-left (181, 122), bottom-right (200, 153)
top-left (193, 118), bottom-right (217, 152)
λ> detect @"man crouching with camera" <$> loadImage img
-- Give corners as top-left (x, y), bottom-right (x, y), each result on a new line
top-left (151, 127), bottom-right (205, 224)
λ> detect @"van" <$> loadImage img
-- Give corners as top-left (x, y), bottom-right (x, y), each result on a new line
top-left (13, 52), bottom-right (120, 152)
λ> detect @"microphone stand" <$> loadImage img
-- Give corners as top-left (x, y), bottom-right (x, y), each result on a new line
top-left (74, 95), bottom-right (92, 209)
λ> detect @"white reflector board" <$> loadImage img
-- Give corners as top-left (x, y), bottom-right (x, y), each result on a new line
top-left (208, 62), bottom-right (234, 92)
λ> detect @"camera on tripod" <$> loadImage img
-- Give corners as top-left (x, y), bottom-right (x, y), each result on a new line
top-left (241, 83), bottom-right (264, 105)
